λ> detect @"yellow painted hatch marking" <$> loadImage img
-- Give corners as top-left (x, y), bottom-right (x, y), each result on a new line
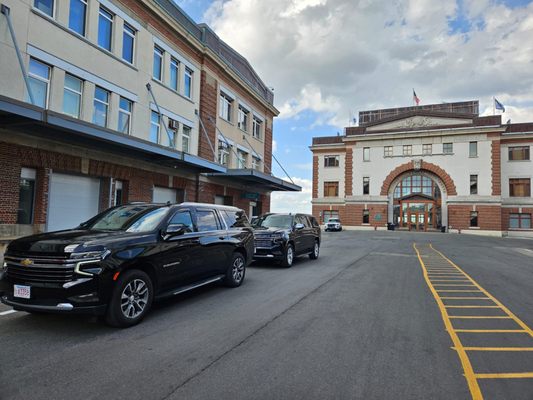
top-left (462, 347), bottom-right (533, 352)
top-left (474, 372), bottom-right (533, 379)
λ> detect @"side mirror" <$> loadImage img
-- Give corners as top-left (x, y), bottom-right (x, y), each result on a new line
top-left (163, 224), bottom-right (186, 239)
top-left (294, 223), bottom-right (305, 230)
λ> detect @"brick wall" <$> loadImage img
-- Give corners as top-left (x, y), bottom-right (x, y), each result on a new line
top-left (313, 203), bottom-right (387, 228)
top-left (345, 147), bottom-right (353, 196)
top-left (491, 140), bottom-right (501, 195)
top-left (198, 70), bottom-right (217, 161)
top-left (502, 207), bottom-right (533, 231)
top-left (312, 155), bottom-right (319, 198)
top-left (264, 123), bottom-right (273, 173)
top-left (448, 205), bottom-right (502, 231)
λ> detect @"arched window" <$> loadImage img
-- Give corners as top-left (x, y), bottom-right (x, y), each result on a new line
top-left (393, 175), bottom-right (440, 199)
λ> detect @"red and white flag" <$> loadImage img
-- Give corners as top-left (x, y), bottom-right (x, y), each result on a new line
top-left (413, 90), bottom-right (420, 106)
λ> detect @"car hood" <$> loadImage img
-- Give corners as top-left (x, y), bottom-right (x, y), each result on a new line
top-left (6, 229), bottom-right (150, 255)
top-left (252, 227), bottom-right (290, 235)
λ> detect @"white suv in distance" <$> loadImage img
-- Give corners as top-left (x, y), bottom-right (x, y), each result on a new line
top-left (324, 218), bottom-right (342, 232)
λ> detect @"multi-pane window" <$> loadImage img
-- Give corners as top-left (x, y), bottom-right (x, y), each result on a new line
top-left (17, 168), bottom-right (36, 224)
top-left (470, 174), bottom-right (478, 195)
top-left (324, 155), bottom-right (339, 167)
top-left (98, 7), bottom-right (113, 51)
top-left (153, 46), bottom-right (164, 81)
top-left (182, 126), bottom-right (191, 153)
top-left (237, 150), bottom-right (247, 169)
top-left (384, 146), bottom-right (393, 157)
top-left (63, 74), bottom-right (82, 118)
top-left (363, 177), bottom-right (370, 195)
top-left (34, 0), bottom-right (53, 17)
top-left (252, 156), bottom-right (261, 171)
top-left (69, 0), bottom-right (87, 35)
top-left (27, 58), bottom-right (50, 108)
top-left (170, 58), bottom-right (179, 91)
top-left (422, 144), bottom-right (432, 155)
top-left (363, 147), bottom-right (370, 161)
top-left (118, 97), bottom-right (132, 134)
top-left (161, 124), bottom-right (176, 148)
top-left (509, 213), bottom-right (531, 229)
top-left (324, 181), bottom-right (339, 197)
top-left (363, 209), bottom-right (370, 224)
top-left (238, 106), bottom-right (249, 132)
top-left (150, 111), bottom-right (160, 144)
top-left (403, 145), bottom-right (412, 156)
top-left (184, 67), bottom-right (193, 98)
top-left (443, 143), bottom-right (453, 154)
top-left (92, 86), bottom-right (109, 127)
top-left (393, 175), bottom-right (437, 198)
top-left (218, 140), bottom-right (230, 166)
top-left (470, 211), bottom-right (478, 227)
top-left (509, 178), bottom-right (531, 197)
top-left (219, 93), bottom-right (233, 121)
top-left (252, 117), bottom-right (262, 140)
top-left (122, 23), bottom-right (135, 64)
top-left (508, 146), bottom-right (530, 161)
top-left (469, 141), bottom-right (478, 157)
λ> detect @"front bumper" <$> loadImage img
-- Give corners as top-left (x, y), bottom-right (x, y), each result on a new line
top-left (253, 243), bottom-right (286, 260)
top-left (1, 296), bottom-right (106, 315)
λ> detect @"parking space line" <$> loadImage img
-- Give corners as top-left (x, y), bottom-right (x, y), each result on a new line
top-left (445, 306), bottom-right (500, 309)
top-left (454, 329), bottom-right (527, 333)
top-left (475, 372), bottom-right (533, 379)
top-left (0, 310), bottom-right (17, 316)
top-left (449, 316), bottom-right (512, 319)
top-left (463, 347), bottom-right (533, 352)
top-left (440, 297), bottom-right (491, 300)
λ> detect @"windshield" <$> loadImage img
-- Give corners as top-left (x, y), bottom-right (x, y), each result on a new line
top-left (253, 214), bottom-right (293, 229)
top-left (83, 205), bottom-right (169, 232)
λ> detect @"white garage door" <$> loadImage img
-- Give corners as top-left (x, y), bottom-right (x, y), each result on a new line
top-left (47, 173), bottom-right (101, 232)
top-left (153, 187), bottom-right (176, 204)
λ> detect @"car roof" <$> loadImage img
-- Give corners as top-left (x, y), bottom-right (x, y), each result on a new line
top-left (126, 202), bottom-right (243, 212)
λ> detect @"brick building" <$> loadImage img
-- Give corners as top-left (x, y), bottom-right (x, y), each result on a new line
top-left (0, 0), bottom-right (299, 244)
top-left (310, 100), bottom-right (533, 237)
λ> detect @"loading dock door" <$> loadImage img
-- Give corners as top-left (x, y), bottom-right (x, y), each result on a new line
top-left (47, 173), bottom-right (100, 232)
top-left (153, 187), bottom-right (177, 204)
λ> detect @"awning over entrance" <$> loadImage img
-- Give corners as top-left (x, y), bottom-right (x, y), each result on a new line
top-left (207, 169), bottom-right (301, 192)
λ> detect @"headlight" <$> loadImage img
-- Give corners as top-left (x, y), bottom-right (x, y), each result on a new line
top-left (72, 249), bottom-right (110, 276)
top-left (70, 249), bottom-right (110, 260)
top-left (272, 232), bottom-right (289, 241)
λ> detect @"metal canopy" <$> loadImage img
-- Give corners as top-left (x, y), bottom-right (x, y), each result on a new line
top-left (0, 95), bottom-right (225, 173)
top-left (207, 169), bottom-right (301, 192)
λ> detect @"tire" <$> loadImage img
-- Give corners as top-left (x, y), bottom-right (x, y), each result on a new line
top-left (309, 240), bottom-right (320, 260)
top-left (281, 244), bottom-right (294, 268)
top-left (223, 252), bottom-right (246, 287)
top-left (105, 269), bottom-right (153, 328)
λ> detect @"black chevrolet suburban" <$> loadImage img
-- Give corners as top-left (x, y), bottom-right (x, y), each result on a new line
top-left (0, 203), bottom-right (253, 327)
top-left (252, 213), bottom-right (321, 267)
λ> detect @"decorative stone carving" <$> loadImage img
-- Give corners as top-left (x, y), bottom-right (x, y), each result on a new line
top-left (413, 159), bottom-right (422, 171)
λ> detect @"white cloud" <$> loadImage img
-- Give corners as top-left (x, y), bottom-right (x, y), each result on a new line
top-left (205, 0), bottom-right (533, 126)
top-left (272, 139), bottom-right (278, 153)
top-left (270, 177), bottom-right (312, 214)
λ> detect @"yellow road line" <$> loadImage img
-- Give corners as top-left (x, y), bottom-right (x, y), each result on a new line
top-left (445, 306), bottom-right (500, 309)
top-left (454, 329), bottom-right (527, 333)
top-left (440, 297), bottom-right (491, 300)
top-left (475, 372), bottom-right (533, 379)
top-left (449, 316), bottom-right (511, 319)
top-left (436, 290), bottom-right (482, 292)
top-left (463, 347), bottom-right (533, 352)
top-left (413, 244), bottom-right (482, 399)
top-left (433, 284), bottom-right (477, 287)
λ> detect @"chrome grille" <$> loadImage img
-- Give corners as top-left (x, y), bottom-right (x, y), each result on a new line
top-left (254, 239), bottom-right (273, 248)
top-left (4, 254), bottom-right (75, 284)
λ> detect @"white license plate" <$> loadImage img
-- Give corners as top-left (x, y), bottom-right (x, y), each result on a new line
top-left (14, 284), bottom-right (31, 299)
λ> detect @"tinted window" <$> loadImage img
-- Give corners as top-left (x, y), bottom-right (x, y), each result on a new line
top-left (85, 205), bottom-right (167, 231)
top-left (222, 210), bottom-right (250, 228)
top-left (310, 217), bottom-right (319, 227)
top-left (295, 215), bottom-right (308, 227)
top-left (196, 210), bottom-right (220, 232)
top-left (253, 214), bottom-right (293, 229)
top-left (169, 210), bottom-right (194, 233)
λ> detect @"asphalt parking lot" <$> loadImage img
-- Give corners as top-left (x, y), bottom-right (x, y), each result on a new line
top-left (1, 231), bottom-right (532, 400)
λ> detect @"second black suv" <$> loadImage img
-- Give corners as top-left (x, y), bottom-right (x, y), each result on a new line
top-left (252, 213), bottom-right (321, 267)
top-left (0, 203), bottom-right (253, 327)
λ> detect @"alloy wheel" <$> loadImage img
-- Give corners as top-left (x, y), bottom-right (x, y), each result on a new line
top-left (120, 279), bottom-right (149, 319)
top-left (232, 256), bottom-right (245, 283)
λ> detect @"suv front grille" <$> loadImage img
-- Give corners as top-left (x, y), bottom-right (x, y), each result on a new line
top-left (4, 255), bottom-right (75, 284)
top-left (254, 239), bottom-right (273, 248)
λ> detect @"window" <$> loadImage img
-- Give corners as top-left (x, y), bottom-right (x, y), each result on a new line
top-left (170, 58), bottom-right (179, 91)
top-left (69, 0), bottom-right (87, 35)
top-left (237, 149), bottom-right (248, 169)
top-left (27, 58), bottom-right (50, 108)
top-left (393, 175), bottom-right (437, 198)
top-left (182, 125), bottom-right (191, 153)
top-left (509, 213), bottom-right (531, 229)
top-left (443, 143), bottom-right (453, 154)
top-left (98, 7), bottom-right (113, 51)
top-left (403, 145), bottom-right (412, 156)
top-left (470, 175), bottom-right (478, 195)
top-left (219, 93), bottom-right (233, 121)
top-left (422, 144), bottom-right (432, 155)
top-left (509, 146), bottom-right (530, 161)
top-left (470, 211), bottom-right (478, 227)
top-left (363, 177), bottom-right (370, 195)
top-left (384, 146), bottom-right (393, 157)
top-left (150, 111), bottom-right (160, 143)
top-left (324, 155), bottom-right (339, 167)
top-left (324, 181), bottom-right (339, 197)
top-left (114, 180), bottom-right (124, 206)
top-left (184, 67), bottom-right (193, 98)
top-left (363, 209), bottom-right (370, 224)
top-left (169, 210), bottom-right (194, 232)
top-left (252, 156), bottom-right (261, 171)
top-left (92, 86), bottom-right (109, 127)
top-left (122, 23), bottom-right (135, 64)
top-left (153, 46), bottom-right (164, 81)
top-left (222, 210), bottom-right (250, 228)
top-left (17, 168), bottom-right (36, 224)
top-left (238, 106), bottom-right (249, 132)
top-left (196, 210), bottom-right (220, 232)
top-left (252, 117), bottom-right (262, 140)
top-left (218, 140), bottom-right (230, 166)
top-left (363, 147), bottom-right (370, 161)
top-left (161, 121), bottom-right (176, 148)
top-left (322, 210), bottom-right (339, 223)
top-left (34, 0), bottom-right (53, 17)
top-left (509, 178), bottom-right (531, 197)
top-left (469, 141), bottom-right (478, 157)
top-left (63, 74), bottom-right (82, 118)
top-left (118, 97), bottom-right (132, 134)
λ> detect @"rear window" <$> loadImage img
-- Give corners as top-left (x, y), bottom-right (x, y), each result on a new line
top-left (328, 218), bottom-right (340, 223)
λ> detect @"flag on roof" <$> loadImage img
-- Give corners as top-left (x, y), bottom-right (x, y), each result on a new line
top-left (494, 98), bottom-right (505, 112)
top-left (413, 90), bottom-right (420, 106)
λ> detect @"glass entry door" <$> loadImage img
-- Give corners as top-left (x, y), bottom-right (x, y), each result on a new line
top-left (401, 202), bottom-right (437, 231)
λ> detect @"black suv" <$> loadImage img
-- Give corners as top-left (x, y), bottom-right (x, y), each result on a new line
top-left (0, 203), bottom-right (253, 327)
top-left (252, 213), bottom-right (321, 267)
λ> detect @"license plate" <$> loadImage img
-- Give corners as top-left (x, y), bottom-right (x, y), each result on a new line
top-left (14, 284), bottom-right (31, 299)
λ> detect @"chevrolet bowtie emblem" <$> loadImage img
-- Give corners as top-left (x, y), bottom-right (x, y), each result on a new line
top-left (21, 259), bottom-right (33, 266)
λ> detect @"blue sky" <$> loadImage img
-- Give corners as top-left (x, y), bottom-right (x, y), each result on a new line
top-left (175, 0), bottom-right (533, 212)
